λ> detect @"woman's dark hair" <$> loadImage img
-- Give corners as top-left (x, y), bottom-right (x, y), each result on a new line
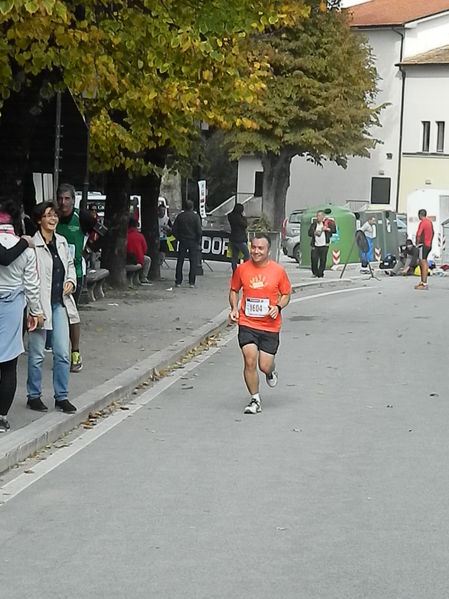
top-left (0, 198), bottom-right (22, 234)
top-left (33, 201), bottom-right (59, 225)
top-left (232, 203), bottom-right (244, 215)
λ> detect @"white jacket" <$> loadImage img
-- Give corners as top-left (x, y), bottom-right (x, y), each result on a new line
top-left (33, 230), bottom-right (80, 329)
top-left (0, 225), bottom-right (42, 315)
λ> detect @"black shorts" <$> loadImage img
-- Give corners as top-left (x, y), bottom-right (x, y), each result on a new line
top-left (238, 325), bottom-right (280, 355)
top-left (73, 276), bottom-right (85, 306)
top-left (419, 246), bottom-right (431, 260)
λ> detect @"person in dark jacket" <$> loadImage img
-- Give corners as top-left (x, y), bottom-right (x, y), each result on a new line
top-left (308, 211), bottom-right (336, 278)
top-left (172, 200), bottom-right (202, 288)
top-left (385, 239), bottom-right (419, 276)
top-left (228, 203), bottom-right (250, 272)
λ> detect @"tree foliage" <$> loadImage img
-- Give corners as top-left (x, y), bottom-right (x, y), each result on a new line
top-left (228, 1), bottom-right (381, 229)
top-left (0, 0), bottom-right (309, 174)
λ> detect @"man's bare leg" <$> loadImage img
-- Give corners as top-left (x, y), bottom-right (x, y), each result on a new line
top-left (242, 344), bottom-right (259, 395)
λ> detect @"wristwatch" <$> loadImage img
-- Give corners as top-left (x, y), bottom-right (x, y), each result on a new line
top-left (276, 304), bottom-right (282, 313)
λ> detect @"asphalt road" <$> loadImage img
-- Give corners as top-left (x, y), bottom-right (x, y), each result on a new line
top-left (2, 276), bottom-right (449, 599)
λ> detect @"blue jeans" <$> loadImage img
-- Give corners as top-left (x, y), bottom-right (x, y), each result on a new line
top-left (231, 241), bottom-right (250, 272)
top-left (361, 237), bottom-right (374, 267)
top-left (27, 302), bottom-right (70, 401)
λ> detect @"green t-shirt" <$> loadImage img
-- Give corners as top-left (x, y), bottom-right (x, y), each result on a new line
top-left (56, 209), bottom-right (85, 278)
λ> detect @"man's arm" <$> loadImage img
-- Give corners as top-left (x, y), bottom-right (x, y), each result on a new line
top-left (229, 288), bottom-right (240, 323)
top-left (268, 292), bottom-right (291, 319)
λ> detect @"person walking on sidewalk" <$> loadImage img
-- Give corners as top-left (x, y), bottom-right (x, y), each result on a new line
top-left (308, 211), bottom-right (335, 278)
top-left (415, 208), bottom-right (434, 290)
top-left (228, 203), bottom-right (250, 272)
top-left (0, 199), bottom-right (44, 433)
top-left (172, 200), bottom-right (202, 288)
top-left (359, 215), bottom-right (376, 271)
top-left (126, 216), bottom-right (151, 284)
top-left (56, 183), bottom-right (96, 372)
top-left (27, 202), bottom-right (79, 414)
top-left (229, 233), bottom-right (291, 414)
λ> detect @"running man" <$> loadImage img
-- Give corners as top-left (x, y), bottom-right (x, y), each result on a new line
top-left (229, 233), bottom-right (291, 414)
top-left (415, 208), bottom-right (434, 290)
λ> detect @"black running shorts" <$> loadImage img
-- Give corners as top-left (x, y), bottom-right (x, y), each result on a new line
top-left (238, 325), bottom-right (280, 355)
top-left (418, 245), bottom-right (431, 260)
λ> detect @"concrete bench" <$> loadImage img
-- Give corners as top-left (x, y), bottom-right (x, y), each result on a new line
top-left (125, 264), bottom-right (142, 288)
top-left (86, 268), bottom-right (109, 302)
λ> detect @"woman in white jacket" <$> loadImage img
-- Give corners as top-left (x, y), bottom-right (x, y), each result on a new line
top-left (0, 199), bottom-right (43, 433)
top-left (27, 201), bottom-right (79, 414)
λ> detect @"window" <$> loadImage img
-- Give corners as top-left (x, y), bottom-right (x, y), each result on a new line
top-left (371, 177), bottom-right (391, 204)
top-left (437, 121), bottom-right (445, 153)
top-left (422, 121), bottom-right (430, 152)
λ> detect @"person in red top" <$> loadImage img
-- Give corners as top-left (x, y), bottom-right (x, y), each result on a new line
top-left (126, 217), bottom-right (151, 284)
top-left (229, 233), bottom-right (291, 414)
top-left (415, 208), bottom-right (434, 290)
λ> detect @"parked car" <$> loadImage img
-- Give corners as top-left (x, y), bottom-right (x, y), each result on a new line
top-left (281, 209), bottom-right (303, 262)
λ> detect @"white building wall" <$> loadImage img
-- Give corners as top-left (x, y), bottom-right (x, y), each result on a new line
top-left (401, 67), bottom-right (449, 153)
top-left (237, 155), bottom-right (262, 201)
top-left (403, 13), bottom-right (449, 59)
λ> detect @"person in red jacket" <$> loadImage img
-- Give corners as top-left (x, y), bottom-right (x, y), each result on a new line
top-left (415, 208), bottom-right (434, 290)
top-left (126, 217), bottom-right (151, 284)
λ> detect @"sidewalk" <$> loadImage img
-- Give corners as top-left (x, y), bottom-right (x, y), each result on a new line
top-left (0, 258), bottom-right (363, 473)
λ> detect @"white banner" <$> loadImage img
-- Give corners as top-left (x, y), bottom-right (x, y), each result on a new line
top-left (198, 180), bottom-right (207, 218)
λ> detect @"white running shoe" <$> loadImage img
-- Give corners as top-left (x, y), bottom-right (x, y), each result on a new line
top-left (266, 370), bottom-right (278, 388)
top-left (244, 398), bottom-right (262, 414)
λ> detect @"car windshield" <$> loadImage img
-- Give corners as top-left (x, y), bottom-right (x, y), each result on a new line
top-left (289, 213), bottom-right (302, 223)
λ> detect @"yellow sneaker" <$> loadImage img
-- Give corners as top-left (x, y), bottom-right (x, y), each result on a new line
top-left (70, 351), bottom-right (83, 373)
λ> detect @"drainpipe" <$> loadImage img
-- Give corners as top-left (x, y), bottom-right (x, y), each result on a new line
top-left (393, 27), bottom-right (405, 213)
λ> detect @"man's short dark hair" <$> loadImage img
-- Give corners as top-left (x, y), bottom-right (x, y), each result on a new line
top-left (418, 209), bottom-right (427, 218)
top-left (184, 199), bottom-right (194, 211)
top-left (33, 201), bottom-right (59, 224)
top-left (57, 183), bottom-right (76, 201)
top-left (128, 216), bottom-right (138, 228)
top-left (252, 232), bottom-right (271, 248)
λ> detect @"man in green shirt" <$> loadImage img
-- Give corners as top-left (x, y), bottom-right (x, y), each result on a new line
top-left (56, 183), bottom-right (96, 372)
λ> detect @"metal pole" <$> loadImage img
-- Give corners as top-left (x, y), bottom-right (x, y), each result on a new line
top-left (53, 91), bottom-right (62, 200)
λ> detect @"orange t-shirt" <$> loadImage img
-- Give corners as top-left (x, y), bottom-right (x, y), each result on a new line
top-left (230, 259), bottom-right (291, 332)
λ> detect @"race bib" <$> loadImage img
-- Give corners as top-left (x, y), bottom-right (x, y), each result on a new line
top-left (245, 297), bottom-right (269, 317)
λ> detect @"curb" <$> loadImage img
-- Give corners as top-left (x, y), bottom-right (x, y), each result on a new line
top-left (0, 276), bottom-right (359, 474)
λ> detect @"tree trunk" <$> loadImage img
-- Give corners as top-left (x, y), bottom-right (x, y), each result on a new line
top-left (139, 148), bottom-right (168, 281)
top-left (140, 173), bottom-right (161, 281)
top-left (261, 150), bottom-right (293, 231)
top-left (102, 166), bottom-right (130, 288)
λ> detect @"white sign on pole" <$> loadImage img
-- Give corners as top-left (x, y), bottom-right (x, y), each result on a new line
top-left (198, 180), bottom-right (207, 218)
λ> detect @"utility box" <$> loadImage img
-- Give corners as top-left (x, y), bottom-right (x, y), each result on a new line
top-left (300, 205), bottom-right (359, 269)
top-left (357, 210), bottom-right (399, 260)
top-left (406, 189), bottom-right (449, 259)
